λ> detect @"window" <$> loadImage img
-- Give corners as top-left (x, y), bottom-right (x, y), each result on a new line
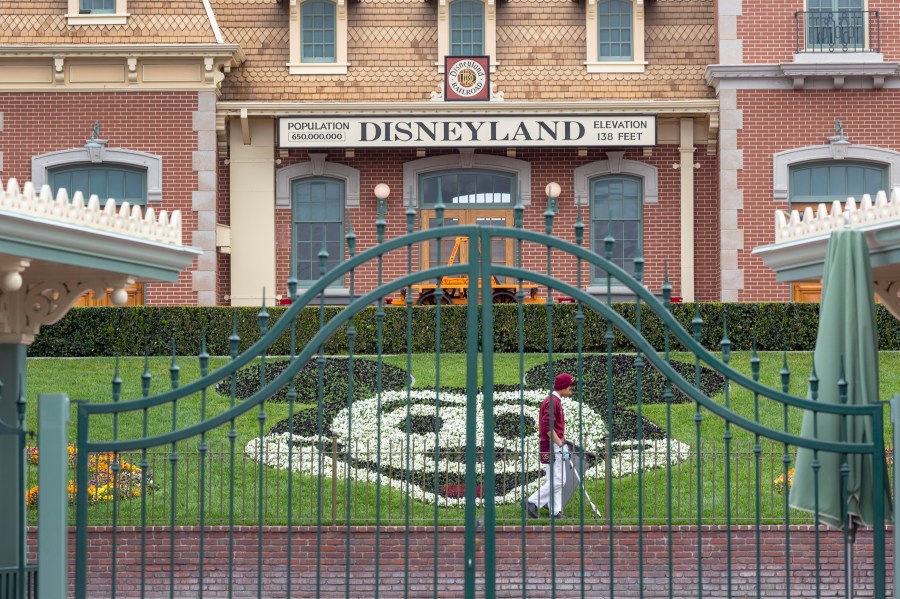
top-left (585, 0), bottom-right (646, 73)
top-left (598, 0), bottom-right (633, 61)
top-left (302, 0), bottom-right (337, 63)
top-left (80, 0), bottom-right (115, 14)
top-left (590, 176), bottom-right (642, 283)
top-left (805, 0), bottom-right (865, 51)
top-left (67, 0), bottom-right (127, 24)
top-left (437, 0), bottom-right (496, 73)
top-left (420, 170), bottom-right (514, 206)
top-left (48, 164), bottom-right (147, 206)
top-left (289, 0), bottom-right (348, 74)
top-left (789, 161), bottom-right (886, 206)
top-left (450, 0), bottom-right (485, 56)
top-left (292, 178), bottom-right (344, 285)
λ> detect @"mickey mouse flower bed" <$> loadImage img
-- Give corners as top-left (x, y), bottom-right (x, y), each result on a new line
top-left (234, 356), bottom-right (723, 506)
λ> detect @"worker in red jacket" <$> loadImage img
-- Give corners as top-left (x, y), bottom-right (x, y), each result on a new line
top-left (526, 372), bottom-right (574, 520)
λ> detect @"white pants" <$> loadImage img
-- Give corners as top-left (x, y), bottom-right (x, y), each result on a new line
top-left (527, 452), bottom-right (567, 515)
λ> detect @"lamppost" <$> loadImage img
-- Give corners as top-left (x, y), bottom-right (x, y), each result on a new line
top-left (545, 181), bottom-right (560, 234)
top-left (374, 182), bottom-right (390, 216)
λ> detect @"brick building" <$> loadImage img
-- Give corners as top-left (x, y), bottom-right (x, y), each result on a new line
top-left (2, 0), bottom-right (723, 306)
top-left (707, 0), bottom-right (900, 302)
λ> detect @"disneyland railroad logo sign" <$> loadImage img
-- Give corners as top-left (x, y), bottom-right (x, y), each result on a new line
top-left (278, 114), bottom-right (656, 148)
top-left (445, 56), bottom-right (490, 101)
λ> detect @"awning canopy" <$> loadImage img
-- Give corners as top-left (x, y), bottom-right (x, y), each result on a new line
top-left (0, 178), bottom-right (200, 343)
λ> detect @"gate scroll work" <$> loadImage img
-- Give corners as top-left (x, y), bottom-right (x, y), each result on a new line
top-left (70, 201), bottom-right (891, 598)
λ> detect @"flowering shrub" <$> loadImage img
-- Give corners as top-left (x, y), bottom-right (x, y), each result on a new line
top-left (773, 468), bottom-right (794, 493)
top-left (246, 389), bottom-right (691, 506)
top-left (25, 444), bottom-right (153, 507)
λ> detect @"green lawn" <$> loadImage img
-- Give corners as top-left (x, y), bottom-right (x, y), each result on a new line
top-left (23, 351), bottom-right (900, 526)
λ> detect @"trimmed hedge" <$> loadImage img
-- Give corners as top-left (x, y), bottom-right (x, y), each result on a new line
top-left (29, 302), bottom-right (900, 357)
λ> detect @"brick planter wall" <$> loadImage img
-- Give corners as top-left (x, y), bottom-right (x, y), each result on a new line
top-left (27, 525), bottom-right (892, 598)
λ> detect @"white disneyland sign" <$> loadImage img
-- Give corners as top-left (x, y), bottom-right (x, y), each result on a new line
top-left (278, 115), bottom-right (656, 148)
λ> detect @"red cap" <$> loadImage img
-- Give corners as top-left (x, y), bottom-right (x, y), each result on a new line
top-left (553, 373), bottom-right (575, 391)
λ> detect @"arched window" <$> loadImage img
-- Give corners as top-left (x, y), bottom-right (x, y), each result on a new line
top-left (789, 160), bottom-right (887, 206)
top-left (301, 0), bottom-right (337, 63)
top-left (48, 163), bottom-right (147, 205)
top-left (419, 170), bottom-right (514, 206)
top-left (590, 175), bottom-right (642, 282)
top-left (292, 177), bottom-right (344, 285)
top-left (450, 0), bottom-right (485, 56)
top-left (598, 0), bottom-right (633, 61)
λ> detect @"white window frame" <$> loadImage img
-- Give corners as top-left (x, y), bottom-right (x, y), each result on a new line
top-left (288, 0), bottom-right (349, 75)
top-left (585, 0), bottom-right (646, 73)
top-left (66, 0), bottom-right (128, 25)
top-left (32, 146), bottom-right (162, 203)
top-left (437, 0), bottom-right (497, 73)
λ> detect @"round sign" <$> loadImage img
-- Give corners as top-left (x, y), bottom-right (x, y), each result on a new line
top-left (447, 59), bottom-right (488, 99)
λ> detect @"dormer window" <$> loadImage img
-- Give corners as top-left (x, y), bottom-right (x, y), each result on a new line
top-left (80, 0), bottom-right (115, 14)
top-left (67, 0), bottom-right (128, 24)
top-left (450, 0), bottom-right (485, 56)
top-left (586, 0), bottom-right (646, 73)
top-left (437, 0), bottom-right (497, 73)
top-left (289, 0), bottom-right (349, 74)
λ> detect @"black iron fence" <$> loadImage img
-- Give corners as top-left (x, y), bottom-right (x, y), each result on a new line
top-left (795, 10), bottom-right (880, 53)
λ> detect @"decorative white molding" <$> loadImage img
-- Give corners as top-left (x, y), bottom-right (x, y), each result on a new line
top-left (32, 147), bottom-right (164, 203)
top-left (585, 0), bottom-right (646, 74)
top-left (0, 178), bottom-right (182, 245)
top-left (573, 154), bottom-right (658, 205)
top-left (772, 144), bottom-right (900, 201)
top-left (0, 276), bottom-right (133, 344)
top-left (402, 153), bottom-right (532, 206)
top-left (773, 189), bottom-right (900, 244)
top-left (275, 158), bottom-right (361, 208)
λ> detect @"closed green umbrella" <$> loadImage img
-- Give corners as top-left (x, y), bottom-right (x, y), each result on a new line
top-left (789, 227), bottom-right (892, 595)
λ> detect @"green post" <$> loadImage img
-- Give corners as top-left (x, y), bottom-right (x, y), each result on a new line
top-left (0, 344), bottom-right (27, 571)
top-left (891, 395), bottom-right (900, 599)
top-left (38, 393), bottom-right (70, 599)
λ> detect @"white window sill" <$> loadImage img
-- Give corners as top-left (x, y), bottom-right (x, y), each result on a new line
top-left (793, 51), bottom-right (883, 64)
top-left (288, 63), bottom-right (349, 75)
top-left (295, 287), bottom-right (350, 297)
top-left (586, 61), bottom-right (647, 74)
top-left (66, 13), bottom-right (129, 25)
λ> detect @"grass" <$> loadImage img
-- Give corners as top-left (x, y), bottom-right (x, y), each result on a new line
top-left (23, 351), bottom-right (900, 526)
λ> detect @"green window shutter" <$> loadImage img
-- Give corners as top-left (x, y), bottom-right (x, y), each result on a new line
top-left (301, 0), bottom-right (337, 63)
top-left (598, 0), bottom-right (633, 61)
top-left (590, 175), bottom-right (642, 283)
top-left (419, 170), bottom-right (514, 207)
top-left (48, 164), bottom-right (147, 206)
top-left (292, 177), bottom-right (345, 285)
top-left (80, 0), bottom-right (116, 14)
top-left (449, 0), bottom-right (485, 56)
top-left (789, 161), bottom-right (887, 206)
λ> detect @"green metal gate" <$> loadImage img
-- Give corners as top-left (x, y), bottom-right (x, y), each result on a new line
top-left (70, 200), bottom-right (889, 598)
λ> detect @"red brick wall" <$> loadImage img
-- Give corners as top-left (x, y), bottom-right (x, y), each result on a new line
top-left (0, 91), bottom-right (201, 305)
top-left (736, 89), bottom-right (900, 301)
top-left (738, 0), bottom-right (900, 64)
top-left (258, 147), bottom-right (718, 304)
top-left (32, 525), bottom-right (892, 597)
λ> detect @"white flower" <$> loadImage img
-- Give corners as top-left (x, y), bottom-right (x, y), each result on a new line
top-left (244, 389), bottom-right (690, 506)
